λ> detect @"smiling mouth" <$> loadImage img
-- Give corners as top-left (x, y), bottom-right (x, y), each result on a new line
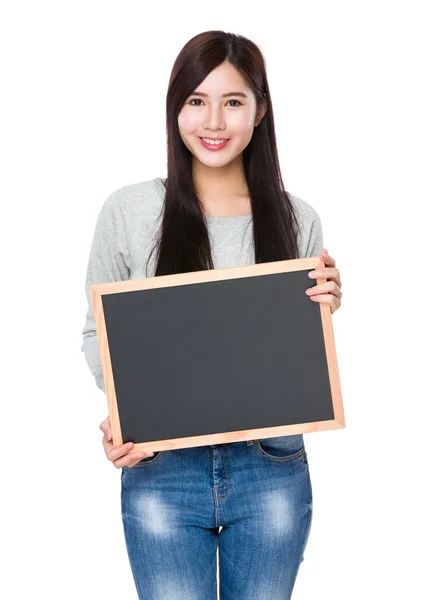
top-left (198, 137), bottom-right (231, 149)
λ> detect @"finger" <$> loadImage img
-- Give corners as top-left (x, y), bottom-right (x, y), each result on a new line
top-left (309, 267), bottom-right (341, 288)
top-left (102, 435), bottom-right (115, 454)
top-left (306, 282), bottom-right (342, 298)
top-left (117, 453), bottom-right (145, 468)
top-left (114, 452), bottom-right (155, 469)
top-left (308, 293), bottom-right (340, 312)
top-left (320, 249), bottom-right (336, 267)
top-left (114, 452), bottom-right (154, 468)
top-left (99, 417), bottom-right (112, 441)
top-left (99, 415), bottom-right (109, 430)
top-left (106, 441), bottom-right (136, 462)
top-left (100, 428), bottom-right (112, 442)
top-left (319, 253), bottom-right (342, 287)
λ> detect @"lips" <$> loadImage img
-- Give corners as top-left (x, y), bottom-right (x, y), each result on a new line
top-left (198, 137), bottom-right (230, 150)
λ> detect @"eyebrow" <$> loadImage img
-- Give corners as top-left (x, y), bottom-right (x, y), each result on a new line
top-left (188, 91), bottom-right (248, 99)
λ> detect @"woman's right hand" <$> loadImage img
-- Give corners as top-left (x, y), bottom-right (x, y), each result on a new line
top-left (99, 415), bottom-right (155, 468)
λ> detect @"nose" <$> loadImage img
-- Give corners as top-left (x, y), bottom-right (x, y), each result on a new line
top-left (203, 104), bottom-right (226, 131)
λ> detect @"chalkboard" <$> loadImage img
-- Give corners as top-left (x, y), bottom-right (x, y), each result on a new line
top-left (91, 257), bottom-right (345, 453)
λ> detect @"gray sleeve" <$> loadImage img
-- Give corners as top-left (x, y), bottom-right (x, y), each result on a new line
top-left (304, 208), bottom-right (324, 258)
top-left (81, 190), bottom-right (130, 393)
top-left (288, 192), bottom-right (324, 259)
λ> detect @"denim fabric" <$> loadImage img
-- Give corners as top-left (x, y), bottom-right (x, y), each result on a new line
top-left (121, 435), bottom-right (313, 599)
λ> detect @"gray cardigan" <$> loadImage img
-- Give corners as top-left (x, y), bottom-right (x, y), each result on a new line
top-left (81, 177), bottom-right (323, 394)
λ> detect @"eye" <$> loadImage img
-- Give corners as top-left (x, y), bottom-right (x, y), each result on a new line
top-left (188, 98), bottom-right (242, 107)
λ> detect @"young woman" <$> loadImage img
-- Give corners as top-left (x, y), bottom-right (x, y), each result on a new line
top-left (82, 30), bottom-right (342, 599)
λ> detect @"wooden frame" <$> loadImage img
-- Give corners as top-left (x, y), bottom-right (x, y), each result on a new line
top-left (91, 256), bottom-right (345, 452)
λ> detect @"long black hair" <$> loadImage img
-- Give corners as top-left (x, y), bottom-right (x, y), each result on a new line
top-left (148, 30), bottom-right (302, 276)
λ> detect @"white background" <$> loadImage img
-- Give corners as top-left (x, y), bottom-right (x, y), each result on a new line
top-left (2, 1), bottom-right (435, 598)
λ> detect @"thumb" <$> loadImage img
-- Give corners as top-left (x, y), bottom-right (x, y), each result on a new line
top-left (100, 417), bottom-right (112, 440)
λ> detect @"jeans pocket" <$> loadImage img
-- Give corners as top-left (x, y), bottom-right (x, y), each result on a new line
top-left (254, 436), bottom-right (306, 462)
top-left (128, 450), bottom-right (165, 468)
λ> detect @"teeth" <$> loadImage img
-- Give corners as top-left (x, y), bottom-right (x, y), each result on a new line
top-left (201, 138), bottom-right (228, 145)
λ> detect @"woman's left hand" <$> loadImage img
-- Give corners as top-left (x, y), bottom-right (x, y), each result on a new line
top-left (305, 248), bottom-right (342, 314)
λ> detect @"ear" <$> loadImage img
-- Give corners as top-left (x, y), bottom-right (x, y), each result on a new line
top-left (254, 103), bottom-right (267, 127)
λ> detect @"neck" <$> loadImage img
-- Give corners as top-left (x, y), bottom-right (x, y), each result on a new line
top-left (192, 155), bottom-right (250, 216)
top-left (193, 155), bottom-right (248, 199)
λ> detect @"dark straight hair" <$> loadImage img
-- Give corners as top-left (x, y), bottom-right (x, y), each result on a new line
top-left (148, 30), bottom-right (302, 276)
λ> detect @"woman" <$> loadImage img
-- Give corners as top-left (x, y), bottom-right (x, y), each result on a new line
top-left (82, 30), bottom-right (342, 599)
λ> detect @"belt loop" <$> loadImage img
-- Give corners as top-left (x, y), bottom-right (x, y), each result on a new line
top-left (246, 440), bottom-right (254, 446)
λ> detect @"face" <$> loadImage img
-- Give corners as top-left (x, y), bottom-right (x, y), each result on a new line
top-left (177, 61), bottom-right (266, 169)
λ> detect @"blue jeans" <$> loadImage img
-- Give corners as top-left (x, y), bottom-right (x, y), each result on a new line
top-left (121, 435), bottom-right (313, 599)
